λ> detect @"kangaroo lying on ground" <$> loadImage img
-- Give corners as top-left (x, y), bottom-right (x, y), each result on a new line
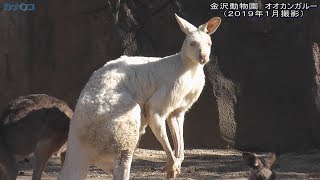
top-left (0, 94), bottom-right (72, 180)
top-left (59, 14), bottom-right (221, 180)
top-left (242, 152), bottom-right (277, 180)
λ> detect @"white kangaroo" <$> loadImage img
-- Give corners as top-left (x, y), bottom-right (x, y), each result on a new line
top-left (58, 14), bottom-right (221, 180)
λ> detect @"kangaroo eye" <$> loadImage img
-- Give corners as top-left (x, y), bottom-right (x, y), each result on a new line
top-left (190, 41), bottom-right (196, 47)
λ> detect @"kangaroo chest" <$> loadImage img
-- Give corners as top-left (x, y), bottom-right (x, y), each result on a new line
top-left (171, 70), bottom-right (205, 111)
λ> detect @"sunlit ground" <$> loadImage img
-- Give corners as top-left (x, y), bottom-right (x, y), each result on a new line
top-left (17, 148), bottom-right (320, 180)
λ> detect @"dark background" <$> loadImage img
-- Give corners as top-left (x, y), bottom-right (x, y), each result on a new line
top-left (0, 0), bottom-right (319, 153)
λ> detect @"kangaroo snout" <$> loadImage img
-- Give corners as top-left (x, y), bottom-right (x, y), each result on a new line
top-left (199, 53), bottom-right (208, 64)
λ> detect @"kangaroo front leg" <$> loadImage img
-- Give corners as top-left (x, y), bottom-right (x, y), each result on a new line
top-left (148, 113), bottom-right (180, 178)
top-left (167, 113), bottom-right (185, 166)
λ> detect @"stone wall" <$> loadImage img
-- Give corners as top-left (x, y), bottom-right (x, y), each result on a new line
top-left (0, 0), bottom-right (319, 152)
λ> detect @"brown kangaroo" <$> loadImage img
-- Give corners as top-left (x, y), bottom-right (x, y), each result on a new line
top-left (0, 94), bottom-right (72, 180)
top-left (242, 152), bottom-right (277, 180)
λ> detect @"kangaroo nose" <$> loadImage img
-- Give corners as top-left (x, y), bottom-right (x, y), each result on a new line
top-left (199, 53), bottom-right (206, 59)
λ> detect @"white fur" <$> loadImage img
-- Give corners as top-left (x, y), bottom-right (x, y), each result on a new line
top-left (58, 14), bottom-right (221, 180)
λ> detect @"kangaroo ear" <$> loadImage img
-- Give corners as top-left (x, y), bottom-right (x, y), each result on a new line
top-left (263, 153), bottom-right (277, 169)
top-left (199, 17), bottom-right (221, 35)
top-left (242, 152), bottom-right (261, 168)
top-left (175, 13), bottom-right (197, 34)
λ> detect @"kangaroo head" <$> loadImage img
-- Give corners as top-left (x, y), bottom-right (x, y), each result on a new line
top-left (242, 152), bottom-right (277, 180)
top-left (175, 14), bottom-right (221, 65)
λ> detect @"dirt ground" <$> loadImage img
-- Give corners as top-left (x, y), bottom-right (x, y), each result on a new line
top-left (16, 148), bottom-right (320, 180)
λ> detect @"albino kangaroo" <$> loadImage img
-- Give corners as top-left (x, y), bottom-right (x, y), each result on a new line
top-left (58, 14), bottom-right (221, 180)
top-left (0, 94), bottom-right (72, 180)
top-left (242, 152), bottom-right (277, 180)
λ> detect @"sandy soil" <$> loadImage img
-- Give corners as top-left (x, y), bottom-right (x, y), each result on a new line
top-left (16, 148), bottom-right (320, 180)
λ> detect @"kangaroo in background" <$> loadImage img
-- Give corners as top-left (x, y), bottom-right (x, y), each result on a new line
top-left (0, 94), bottom-right (72, 180)
top-left (242, 152), bottom-right (277, 180)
